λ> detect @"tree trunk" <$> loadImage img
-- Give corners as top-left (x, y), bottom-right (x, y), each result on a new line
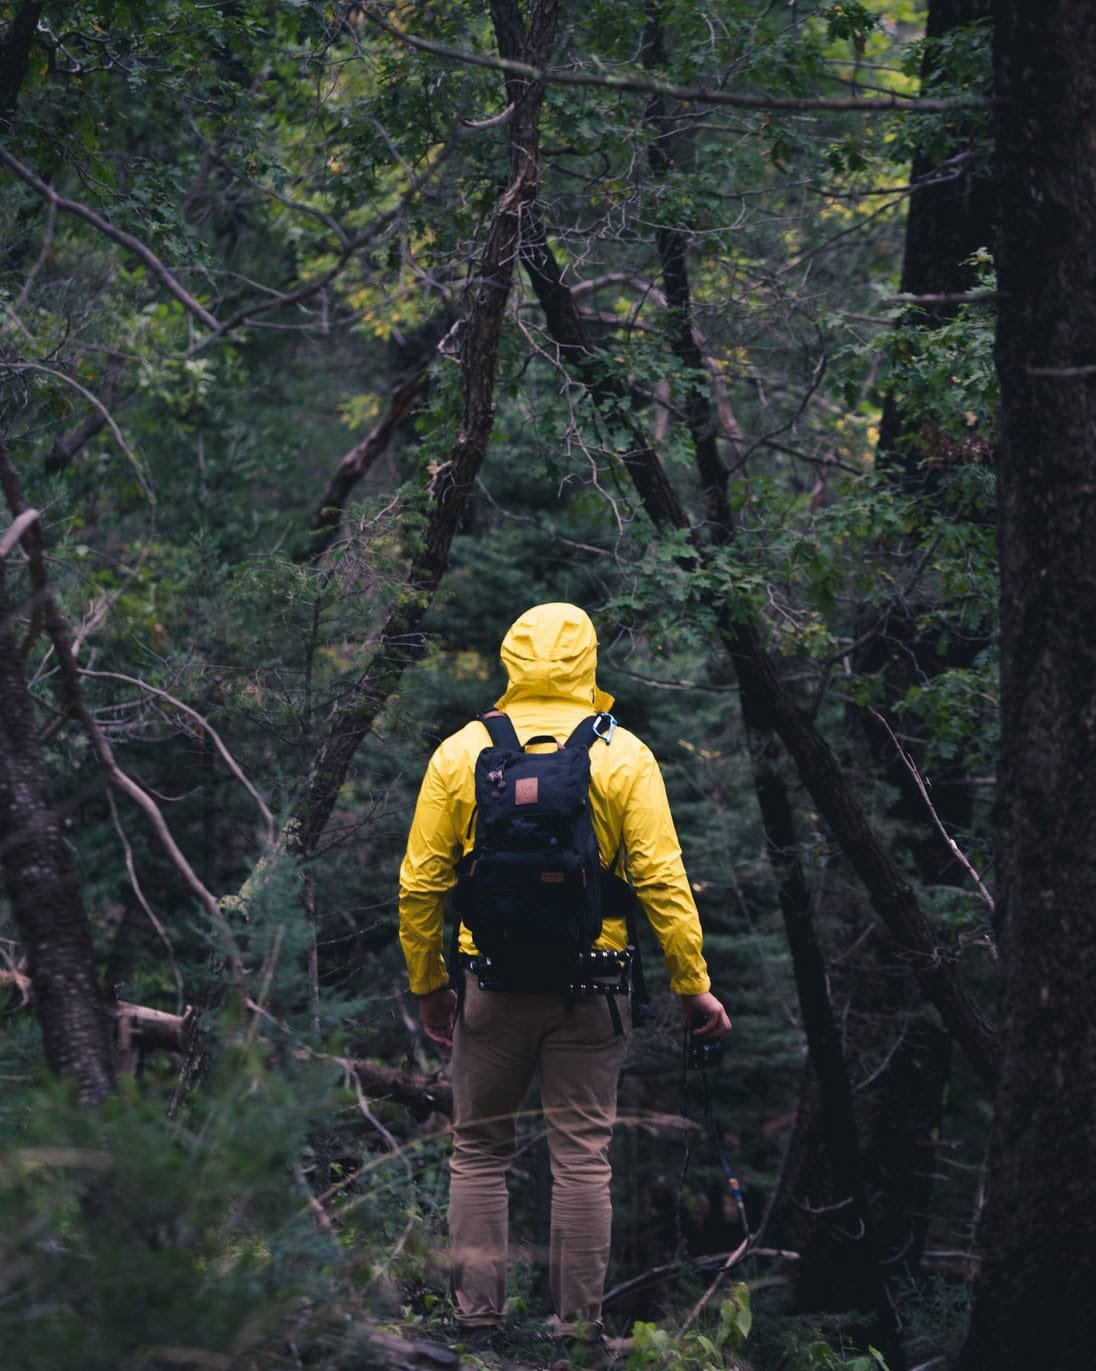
top-left (0, 3), bottom-right (42, 127)
top-left (960, 3), bottom-right (1096, 1365)
top-left (0, 478), bottom-right (115, 1105)
top-left (877, 0), bottom-right (994, 476)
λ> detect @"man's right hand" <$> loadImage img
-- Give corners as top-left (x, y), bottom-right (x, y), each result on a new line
top-left (681, 990), bottom-right (732, 1039)
top-left (417, 986), bottom-right (457, 1050)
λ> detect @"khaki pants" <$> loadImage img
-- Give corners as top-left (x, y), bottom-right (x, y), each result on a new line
top-left (449, 974), bottom-right (627, 1335)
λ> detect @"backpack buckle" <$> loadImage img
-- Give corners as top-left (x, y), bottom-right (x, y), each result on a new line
top-left (592, 713), bottom-right (617, 746)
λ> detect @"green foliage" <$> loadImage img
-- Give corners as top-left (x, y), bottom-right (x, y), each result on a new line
top-left (786, 1342), bottom-right (889, 1371)
top-left (627, 1284), bottom-right (753, 1369)
top-left (820, 4), bottom-right (880, 51)
top-left (0, 1037), bottom-right (427, 1369)
top-left (877, 254), bottom-right (999, 457)
top-left (891, 15), bottom-right (992, 168)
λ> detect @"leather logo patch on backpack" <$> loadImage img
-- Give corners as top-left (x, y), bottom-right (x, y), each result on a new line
top-left (514, 777), bottom-right (539, 805)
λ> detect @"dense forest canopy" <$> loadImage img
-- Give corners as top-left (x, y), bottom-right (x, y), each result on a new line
top-left (1, 1), bottom-right (1093, 1368)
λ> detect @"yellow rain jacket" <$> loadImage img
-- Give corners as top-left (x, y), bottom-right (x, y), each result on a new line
top-left (398, 603), bottom-right (713, 997)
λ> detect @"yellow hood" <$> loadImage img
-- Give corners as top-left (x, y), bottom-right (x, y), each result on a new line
top-left (495, 602), bottom-right (615, 712)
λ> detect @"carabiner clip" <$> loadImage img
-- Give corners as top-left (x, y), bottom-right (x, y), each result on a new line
top-left (592, 712), bottom-right (617, 746)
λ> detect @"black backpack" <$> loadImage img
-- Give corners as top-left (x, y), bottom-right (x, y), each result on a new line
top-left (452, 710), bottom-right (608, 986)
top-left (452, 709), bottom-right (651, 1022)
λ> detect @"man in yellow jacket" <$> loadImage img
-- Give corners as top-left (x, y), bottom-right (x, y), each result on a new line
top-left (399, 603), bottom-right (730, 1355)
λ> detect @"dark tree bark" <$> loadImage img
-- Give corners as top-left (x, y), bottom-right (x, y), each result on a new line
top-left (876, 0), bottom-right (994, 475)
top-left (0, 450), bottom-right (116, 1105)
top-left (744, 708), bottom-right (897, 1336)
top-left (0, 2), bottom-right (43, 128)
top-left (960, 4), bottom-right (1096, 1366)
top-left (794, 0), bottom-right (991, 1313)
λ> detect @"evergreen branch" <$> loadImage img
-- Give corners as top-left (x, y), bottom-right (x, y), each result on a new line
top-left (104, 785), bottom-right (187, 1016)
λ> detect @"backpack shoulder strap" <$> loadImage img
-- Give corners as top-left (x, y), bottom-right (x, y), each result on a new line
top-left (478, 708), bottom-right (522, 750)
top-left (564, 712), bottom-right (616, 751)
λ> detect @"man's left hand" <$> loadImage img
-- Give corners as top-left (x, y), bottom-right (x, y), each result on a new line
top-left (417, 986), bottom-right (457, 1049)
top-left (681, 990), bottom-right (732, 1039)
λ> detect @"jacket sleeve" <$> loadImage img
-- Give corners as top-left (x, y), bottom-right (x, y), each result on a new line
top-left (398, 742), bottom-right (466, 995)
top-left (619, 741), bottom-right (711, 997)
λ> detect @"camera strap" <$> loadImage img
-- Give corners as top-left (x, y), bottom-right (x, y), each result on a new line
top-left (674, 1025), bottom-right (751, 1256)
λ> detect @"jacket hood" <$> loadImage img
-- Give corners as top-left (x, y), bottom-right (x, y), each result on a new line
top-left (495, 603), bottom-right (615, 713)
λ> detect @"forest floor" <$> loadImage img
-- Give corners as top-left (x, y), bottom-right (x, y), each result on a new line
top-left (366, 1321), bottom-right (636, 1370)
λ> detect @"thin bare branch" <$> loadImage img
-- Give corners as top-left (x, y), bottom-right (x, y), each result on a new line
top-left (300, 360), bottom-right (433, 562)
top-left (1025, 362), bottom-right (1096, 379)
top-left (348, 1064), bottom-right (418, 1270)
top-left (0, 141), bottom-right (221, 331)
top-left (80, 668), bottom-right (277, 848)
top-left (0, 506), bottom-right (39, 558)
top-left (0, 450), bottom-right (245, 978)
top-left (3, 361), bottom-right (153, 499)
top-left (463, 101), bottom-right (516, 129)
top-left (104, 786), bottom-right (187, 1014)
top-left (359, 4), bottom-right (979, 113)
top-left (868, 708), bottom-right (996, 916)
top-left (202, 136), bottom-right (461, 349)
top-left (46, 352), bottom-right (126, 473)
top-left (0, 134), bottom-right (457, 355)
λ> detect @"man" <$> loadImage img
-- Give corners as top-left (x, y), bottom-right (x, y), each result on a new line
top-left (398, 603), bottom-right (731, 1358)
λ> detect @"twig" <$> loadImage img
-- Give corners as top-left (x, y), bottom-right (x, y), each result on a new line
top-left (80, 668), bottom-right (277, 848)
top-left (604, 1245), bottom-right (793, 1308)
top-left (868, 708), bottom-right (996, 915)
top-left (105, 785), bottom-right (187, 1014)
top-left (348, 1064), bottom-right (418, 1272)
top-left (293, 1160), bottom-right (342, 1249)
top-left (1026, 362), bottom-right (1096, 378)
top-left (463, 102), bottom-right (516, 130)
top-left (2, 361), bottom-right (153, 500)
top-left (675, 1236), bottom-right (751, 1339)
top-left (0, 507), bottom-right (39, 558)
top-left (885, 291), bottom-right (998, 305)
top-left (244, 925), bottom-right (285, 1049)
top-left (13, 197), bottom-right (57, 311)
top-left (0, 964), bottom-right (33, 1007)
